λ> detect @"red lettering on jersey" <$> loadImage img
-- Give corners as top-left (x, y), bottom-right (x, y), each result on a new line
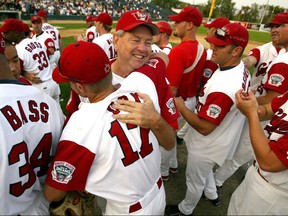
top-left (29, 100), bottom-right (40, 122)
top-left (1, 105), bottom-right (22, 131)
top-left (40, 102), bottom-right (49, 123)
top-left (265, 109), bottom-right (288, 138)
top-left (106, 37), bottom-right (113, 45)
top-left (107, 102), bottom-right (120, 114)
top-left (256, 61), bottom-right (271, 77)
top-left (17, 101), bottom-right (28, 124)
top-left (25, 42), bottom-right (43, 53)
top-left (130, 92), bottom-right (141, 102)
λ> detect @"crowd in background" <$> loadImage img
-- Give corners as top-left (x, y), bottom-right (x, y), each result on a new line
top-left (0, 0), bottom-right (166, 19)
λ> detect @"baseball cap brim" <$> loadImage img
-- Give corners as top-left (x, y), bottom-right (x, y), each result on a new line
top-left (124, 22), bottom-right (159, 36)
top-left (52, 66), bottom-right (69, 83)
top-left (169, 14), bottom-right (183, 22)
top-left (205, 35), bottom-right (234, 47)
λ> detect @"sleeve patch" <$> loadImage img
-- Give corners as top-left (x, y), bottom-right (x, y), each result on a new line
top-left (145, 59), bottom-right (159, 68)
top-left (52, 161), bottom-right (76, 184)
top-left (206, 104), bottom-right (221, 119)
top-left (166, 97), bottom-right (177, 115)
top-left (268, 74), bottom-right (284, 87)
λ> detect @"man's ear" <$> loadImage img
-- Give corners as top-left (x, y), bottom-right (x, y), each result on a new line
top-left (113, 34), bottom-right (119, 52)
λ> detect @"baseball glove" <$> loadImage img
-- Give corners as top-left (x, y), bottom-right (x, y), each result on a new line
top-left (49, 191), bottom-right (96, 216)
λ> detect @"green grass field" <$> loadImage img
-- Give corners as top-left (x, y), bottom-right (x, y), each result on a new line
top-left (58, 22), bottom-right (270, 114)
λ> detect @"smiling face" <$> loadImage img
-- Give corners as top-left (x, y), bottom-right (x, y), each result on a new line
top-left (113, 25), bottom-right (153, 75)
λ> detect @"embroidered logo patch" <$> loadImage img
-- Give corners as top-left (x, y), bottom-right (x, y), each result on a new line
top-left (52, 161), bottom-right (75, 184)
top-left (268, 74), bottom-right (284, 87)
top-left (166, 98), bottom-right (177, 115)
top-left (145, 59), bottom-right (159, 68)
top-left (206, 104), bottom-right (221, 119)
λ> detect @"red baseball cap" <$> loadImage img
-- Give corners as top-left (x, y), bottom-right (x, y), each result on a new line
top-left (169, 6), bottom-right (202, 27)
top-left (265, 12), bottom-right (288, 28)
top-left (37, 10), bottom-right (48, 18)
top-left (52, 41), bottom-right (111, 84)
top-left (85, 15), bottom-right (94, 22)
top-left (204, 17), bottom-right (230, 28)
top-left (0, 34), bottom-right (5, 54)
top-left (206, 23), bottom-right (249, 48)
top-left (31, 16), bottom-right (42, 23)
top-left (156, 21), bottom-right (172, 36)
top-left (93, 13), bottom-right (113, 25)
top-left (0, 18), bottom-right (23, 32)
top-left (116, 10), bottom-right (159, 36)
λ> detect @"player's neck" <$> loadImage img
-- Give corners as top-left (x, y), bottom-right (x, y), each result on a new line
top-left (89, 85), bottom-right (116, 103)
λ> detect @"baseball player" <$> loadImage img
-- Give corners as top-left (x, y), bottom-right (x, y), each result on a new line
top-left (45, 41), bottom-right (166, 215)
top-left (166, 23), bottom-right (250, 215)
top-left (92, 12), bottom-right (116, 60)
top-left (228, 89), bottom-right (288, 215)
top-left (85, 15), bottom-right (99, 42)
top-left (0, 34), bottom-right (64, 215)
top-left (213, 14), bottom-right (286, 189)
top-left (37, 10), bottom-right (62, 65)
top-left (153, 21), bottom-right (173, 55)
top-left (31, 16), bottom-right (57, 69)
top-left (176, 17), bottom-right (230, 145)
top-left (161, 6), bottom-right (207, 181)
top-left (1, 18), bottom-right (61, 103)
top-left (63, 10), bottom-right (179, 151)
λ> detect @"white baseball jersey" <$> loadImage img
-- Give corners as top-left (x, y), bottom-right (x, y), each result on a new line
top-left (16, 37), bottom-right (53, 82)
top-left (249, 42), bottom-right (285, 91)
top-left (256, 51), bottom-right (288, 97)
top-left (86, 26), bottom-right (99, 42)
top-left (32, 31), bottom-right (56, 65)
top-left (0, 81), bottom-right (64, 215)
top-left (228, 92), bottom-right (288, 215)
top-left (46, 73), bottom-right (164, 211)
top-left (186, 61), bottom-right (250, 165)
top-left (42, 23), bottom-right (61, 50)
top-left (160, 43), bottom-right (172, 55)
top-left (151, 44), bottom-right (162, 53)
top-left (92, 33), bottom-right (116, 60)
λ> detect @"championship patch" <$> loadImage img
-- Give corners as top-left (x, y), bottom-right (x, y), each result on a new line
top-left (203, 68), bottom-right (213, 78)
top-left (206, 104), bottom-right (221, 119)
top-left (52, 161), bottom-right (75, 184)
top-left (145, 59), bottom-right (159, 68)
top-left (166, 98), bottom-right (177, 115)
top-left (268, 74), bottom-right (284, 87)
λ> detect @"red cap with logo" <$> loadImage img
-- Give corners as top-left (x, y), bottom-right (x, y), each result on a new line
top-left (169, 6), bottom-right (202, 27)
top-left (156, 21), bottom-right (172, 36)
top-left (52, 41), bottom-right (111, 84)
top-left (93, 13), bottom-right (113, 25)
top-left (85, 15), bottom-right (94, 22)
top-left (37, 10), bottom-right (48, 18)
top-left (31, 16), bottom-right (42, 23)
top-left (0, 34), bottom-right (5, 54)
top-left (0, 18), bottom-right (23, 32)
top-left (116, 10), bottom-right (159, 36)
top-left (206, 23), bottom-right (249, 48)
top-left (265, 12), bottom-right (288, 27)
top-left (204, 17), bottom-right (230, 28)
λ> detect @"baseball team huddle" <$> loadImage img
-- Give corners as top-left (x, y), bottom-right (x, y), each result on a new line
top-left (0, 4), bottom-right (288, 216)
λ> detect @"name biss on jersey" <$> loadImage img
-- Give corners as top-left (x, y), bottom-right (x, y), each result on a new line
top-left (1, 100), bottom-right (49, 131)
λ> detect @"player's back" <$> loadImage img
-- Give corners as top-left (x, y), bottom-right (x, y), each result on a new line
top-left (42, 23), bottom-right (61, 50)
top-left (16, 37), bottom-right (53, 82)
top-left (0, 81), bottom-right (64, 215)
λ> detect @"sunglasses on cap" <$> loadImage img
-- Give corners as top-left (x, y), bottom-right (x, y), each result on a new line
top-left (215, 28), bottom-right (239, 47)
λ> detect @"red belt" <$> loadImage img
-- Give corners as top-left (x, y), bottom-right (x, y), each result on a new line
top-left (253, 160), bottom-right (268, 182)
top-left (129, 177), bottom-right (163, 213)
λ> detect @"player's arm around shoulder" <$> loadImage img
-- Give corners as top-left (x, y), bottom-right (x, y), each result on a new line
top-left (112, 92), bottom-right (176, 150)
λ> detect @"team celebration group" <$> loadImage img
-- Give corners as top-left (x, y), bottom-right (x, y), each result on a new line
top-left (0, 4), bottom-right (288, 215)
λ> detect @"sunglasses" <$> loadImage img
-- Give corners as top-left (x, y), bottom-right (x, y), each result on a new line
top-left (215, 28), bottom-right (239, 47)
